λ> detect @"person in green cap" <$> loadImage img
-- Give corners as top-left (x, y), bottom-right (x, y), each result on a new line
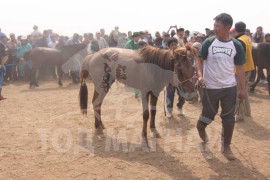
top-left (124, 32), bottom-right (140, 50)
top-left (125, 32), bottom-right (141, 98)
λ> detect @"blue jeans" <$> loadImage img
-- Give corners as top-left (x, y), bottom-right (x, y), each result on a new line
top-left (165, 84), bottom-right (185, 113)
top-left (19, 60), bottom-right (32, 77)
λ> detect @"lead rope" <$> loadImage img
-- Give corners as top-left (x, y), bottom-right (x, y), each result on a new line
top-left (201, 83), bottom-right (242, 117)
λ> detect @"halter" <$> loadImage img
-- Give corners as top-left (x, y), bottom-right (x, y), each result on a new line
top-left (172, 48), bottom-right (195, 87)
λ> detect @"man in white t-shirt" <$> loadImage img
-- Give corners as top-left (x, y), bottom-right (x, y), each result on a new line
top-left (195, 13), bottom-right (246, 160)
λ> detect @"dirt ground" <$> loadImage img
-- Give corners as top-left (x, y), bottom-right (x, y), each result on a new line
top-left (0, 79), bottom-right (269, 180)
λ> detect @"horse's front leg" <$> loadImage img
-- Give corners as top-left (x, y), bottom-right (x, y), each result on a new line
top-left (141, 91), bottom-right (149, 138)
top-left (150, 92), bottom-right (161, 138)
top-left (57, 65), bottom-right (63, 86)
top-left (29, 67), bottom-right (38, 87)
top-left (267, 68), bottom-right (270, 95)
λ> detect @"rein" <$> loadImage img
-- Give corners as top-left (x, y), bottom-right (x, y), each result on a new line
top-left (200, 83), bottom-right (241, 117)
top-left (174, 71), bottom-right (193, 88)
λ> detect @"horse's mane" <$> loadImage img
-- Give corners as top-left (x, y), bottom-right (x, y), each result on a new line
top-left (139, 46), bottom-right (189, 70)
top-left (139, 46), bottom-right (174, 70)
top-left (58, 43), bottom-right (86, 51)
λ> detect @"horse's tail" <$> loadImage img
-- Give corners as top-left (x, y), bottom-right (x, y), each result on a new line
top-left (23, 49), bottom-right (31, 61)
top-left (79, 70), bottom-right (89, 115)
top-left (79, 54), bottom-right (93, 115)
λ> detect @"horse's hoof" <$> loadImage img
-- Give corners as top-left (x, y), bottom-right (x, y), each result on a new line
top-left (58, 82), bottom-right (63, 86)
top-left (100, 122), bottom-right (105, 129)
top-left (151, 128), bottom-right (161, 138)
top-left (95, 122), bottom-right (105, 129)
top-left (141, 136), bottom-right (149, 151)
top-left (141, 131), bottom-right (147, 138)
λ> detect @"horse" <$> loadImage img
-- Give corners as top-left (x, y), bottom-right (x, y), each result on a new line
top-left (79, 46), bottom-right (198, 141)
top-left (250, 42), bottom-right (270, 95)
top-left (24, 43), bottom-right (86, 87)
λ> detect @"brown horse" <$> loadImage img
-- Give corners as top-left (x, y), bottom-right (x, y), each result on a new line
top-left (79, 46), bottom-right (198, 141)
top-left (24, 44), bottom-right (86, 87)
top-left (250, 42), bottom-right (270, 95)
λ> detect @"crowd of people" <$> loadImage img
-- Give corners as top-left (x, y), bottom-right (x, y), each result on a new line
top-left (0, 13), bottom-right (269, 160)
top-left (0, 25), bottom-right (210, 99)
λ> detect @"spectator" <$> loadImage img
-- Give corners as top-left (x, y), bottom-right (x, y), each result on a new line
top-left (31, 25), bottom-right (42, 47)
top-left (17, 36), bottom-right (32, 80)
top-left (165, 37), bottom-right (186, 117)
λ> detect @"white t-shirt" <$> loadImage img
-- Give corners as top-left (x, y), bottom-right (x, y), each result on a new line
top-left (199, 37), bottom-right (245, 89)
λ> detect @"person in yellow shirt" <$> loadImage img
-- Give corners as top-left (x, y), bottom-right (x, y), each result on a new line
top-left (234, 21), bottom-right (255, 121)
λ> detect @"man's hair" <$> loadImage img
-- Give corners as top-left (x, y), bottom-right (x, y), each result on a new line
top-left (214, 13), bottom-right (233, 28)
top-left (265, 33), bottom-right (270, 38)
top-left (177, 28), bottom-right (185, 32)
top-left (235, 21), bottom-right (246, 33)
top-left (167, 37), bottom-right (178, 46)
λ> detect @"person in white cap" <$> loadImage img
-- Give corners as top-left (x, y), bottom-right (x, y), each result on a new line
top-left (16, 36), bottom-right (32, 80)
top-left (31, 25), bottom-right (42, 47)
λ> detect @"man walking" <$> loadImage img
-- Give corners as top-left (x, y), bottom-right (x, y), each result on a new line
top-left (195, 13), bottom-right (246, 160)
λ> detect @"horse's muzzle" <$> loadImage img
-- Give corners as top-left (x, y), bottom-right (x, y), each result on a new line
top-left (183, 92), bottom-right (199, 101)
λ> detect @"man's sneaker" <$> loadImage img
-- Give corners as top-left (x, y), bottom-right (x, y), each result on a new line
top-left (178, 108), bottom-right (184, 115)
top-left (166, 112), bottom-right (172, 118)
top-left (222, 145), bottom-right (236, 160)
top-left (0, 95), bottom-right (6, 101)
top-left (259, 79), bottom-right (267, 84)
top-left (235, 115), bottom-right (244, 122)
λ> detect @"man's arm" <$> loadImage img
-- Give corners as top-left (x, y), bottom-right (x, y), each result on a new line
top-left (194, 54), bottom-right (204, 83)
top-left (235, 65), bottom-right (246, 102)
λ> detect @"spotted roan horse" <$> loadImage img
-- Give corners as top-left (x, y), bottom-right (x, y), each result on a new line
top-left (79, 46), bottom-right (198, 141)
top-left (250, 42), bottom-right (270, 95)
top-left (24, 44), bottom-right (86, 87)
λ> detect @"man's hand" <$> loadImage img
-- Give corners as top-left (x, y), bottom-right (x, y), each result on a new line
top-left (198, 76), bottom-right (204, 84)
top-left (19, 57), bottom-right (24, 61)
top-left (238, 89), bottom-right (246, 102)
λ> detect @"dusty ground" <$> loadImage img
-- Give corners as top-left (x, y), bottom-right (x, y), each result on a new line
top-left (0, 79), bottom-right (269, 180)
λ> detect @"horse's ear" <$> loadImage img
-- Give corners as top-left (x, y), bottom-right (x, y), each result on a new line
top-left (185, 43), bottom-right (192, 51)
top-left (172, 49), bottom-right (177, 57)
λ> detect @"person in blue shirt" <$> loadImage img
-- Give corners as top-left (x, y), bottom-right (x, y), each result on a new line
top-left (0, 39), bottom-right (7, 100)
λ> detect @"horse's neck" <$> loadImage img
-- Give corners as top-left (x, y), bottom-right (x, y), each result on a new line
top-left (61, 47), bottom-right (85, 61)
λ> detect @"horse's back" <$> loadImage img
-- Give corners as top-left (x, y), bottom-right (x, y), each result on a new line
top-left (30, 47), bottom-right (61, 63)
top-left (88, 47), bottom-right (170, 95)
top-left (253, 42), bottom-right (270, 68)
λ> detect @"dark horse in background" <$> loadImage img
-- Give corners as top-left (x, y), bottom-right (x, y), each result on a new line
top-left (250, 42), bottom-right (270, 95)
top-left (24, 43), bottom-right (86, 87)
top-left (79, 46), bottom-right (198, 142)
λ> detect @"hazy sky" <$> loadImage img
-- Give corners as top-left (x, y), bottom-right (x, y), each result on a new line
top-left (1, 0), bottom-right (269, 37)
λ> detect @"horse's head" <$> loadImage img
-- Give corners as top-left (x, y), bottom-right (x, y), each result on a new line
top-left (172, 46), bottom-right (198, 100)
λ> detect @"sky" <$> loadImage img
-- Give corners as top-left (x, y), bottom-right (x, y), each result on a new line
top-left (1, 0), bottom-right (269, 37)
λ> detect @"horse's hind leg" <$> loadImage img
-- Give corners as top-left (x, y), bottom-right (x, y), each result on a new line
top-left (92, 86), bottom-right (111, 129)
top-left (250, 67), bottom-right (261, 93)
top-left (149, 92), bottom-right (161, 138)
